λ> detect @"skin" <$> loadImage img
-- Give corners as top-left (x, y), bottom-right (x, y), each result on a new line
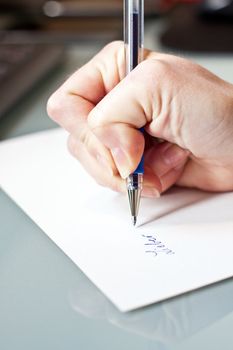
top-left (47, 41), bottom-right (233, 198)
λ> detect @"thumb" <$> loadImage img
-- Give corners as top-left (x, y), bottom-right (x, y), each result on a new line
top-left (89, 121), bottom-right (145, 179)
top-left (88, 61), bottom-right (154, 178)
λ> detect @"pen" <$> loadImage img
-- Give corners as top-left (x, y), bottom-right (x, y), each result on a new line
top-left (124, 0), bottom-right (144, 226)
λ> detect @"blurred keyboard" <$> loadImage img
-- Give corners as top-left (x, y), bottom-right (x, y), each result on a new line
top-left (0, 42), bottom-right (64, 118)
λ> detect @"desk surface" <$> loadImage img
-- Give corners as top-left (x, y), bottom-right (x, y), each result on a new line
top-left (1, 20), bottom-right (233, 350)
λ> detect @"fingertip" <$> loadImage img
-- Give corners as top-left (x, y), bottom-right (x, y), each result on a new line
top-left (143, 144), bottom-right (189, 194)
top-left (142, 188), bottom-right (161, 198)
top-left (160, 163), bottom-right (187, 192)
top-left (141, 166), bottom-right (162, 198)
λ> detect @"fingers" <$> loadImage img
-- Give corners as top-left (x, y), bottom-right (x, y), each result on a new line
top-left (47, 41), bottom-right (190, 197)
top-left (47, 42), bottom-right (128, 190)
top-left (144, 142), bottom-right (190, 193)
top-left (89, 122), bottom-right (145, 179)
top-left (47, 39), bottom-right (233, 197)
top-left (67, 134), bottom-right (161, 196)
top-left (47, 41), bottom-right (126, 133)
top-left (67, 134), bottom-right (189, 198)
top-left (87, 60), bottom-right (159, 178)
top-left (177, 159), bottom-right (233, 192)
top-left (47, 41), bottom-right (153, 134)
top-left (87, 56), bottom-right (187, 179)
top-left (145, 142), bottom-right (189, 179)
top-left (88, 59), bottom-right (158, 130)
top-left (67, 135), bottom-right (125, 193)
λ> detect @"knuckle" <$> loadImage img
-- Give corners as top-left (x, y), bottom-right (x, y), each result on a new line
top-left (139, 56), bottom-right (179, 84)
top-left (95, 40), bottom-right (125, 88)
top-left (146, 58), bottom-right (171, 79)
top-left (80, 129), bottom-right (92, 150)
top-left (79, 128), bottom-right (100, 160)
top-left (127, 58), bottom-right (171, 90)
top-left (88, 106), bottom-right (105, 130)
top-left (102, 40), bottom-right (124, 54)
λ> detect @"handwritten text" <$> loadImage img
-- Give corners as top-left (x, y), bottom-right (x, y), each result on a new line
top-left (142, 234), bottom-right (175, 257)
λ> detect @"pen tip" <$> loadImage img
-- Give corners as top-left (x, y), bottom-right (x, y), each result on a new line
top-left (132, 216), bottom-right (137, 226)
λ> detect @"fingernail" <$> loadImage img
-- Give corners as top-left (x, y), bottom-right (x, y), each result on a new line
top-left (111, 147), bottom-right (131, 179)
top-left (163, 144), bottom-right (189, 166)
top-left (142, 188), bottom-right (161, 198)
top-left (96, 154), bottom-right (113, 176)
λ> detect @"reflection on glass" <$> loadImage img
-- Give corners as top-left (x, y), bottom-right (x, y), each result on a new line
top-left (69, 274), bottom-right (233, 348)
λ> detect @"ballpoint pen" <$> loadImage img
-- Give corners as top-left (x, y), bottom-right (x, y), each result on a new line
top-left (124, 0), bottom-right (144, 226)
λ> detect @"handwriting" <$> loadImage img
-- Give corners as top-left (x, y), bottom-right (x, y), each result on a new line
top-left (142, 235), bottom-right (175, 257)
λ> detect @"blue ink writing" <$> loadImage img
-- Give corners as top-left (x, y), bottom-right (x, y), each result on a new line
top-left (142, 235), bottom-right (175, 257)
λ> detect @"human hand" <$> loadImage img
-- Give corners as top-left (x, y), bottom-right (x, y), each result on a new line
top-left (47, 41), bottom-right (233, 197)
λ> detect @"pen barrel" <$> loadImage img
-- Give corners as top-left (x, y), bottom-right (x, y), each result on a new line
top-left (124, 0), bottom-right (144, 75)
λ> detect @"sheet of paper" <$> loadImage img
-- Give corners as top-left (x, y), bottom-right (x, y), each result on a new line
top-left (1, 128), bottom-right (233, 312)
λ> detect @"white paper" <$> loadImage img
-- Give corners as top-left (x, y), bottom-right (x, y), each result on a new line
top-left (0, 128), bottom-right (233, 312)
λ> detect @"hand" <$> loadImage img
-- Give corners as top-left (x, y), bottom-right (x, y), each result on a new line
top-left (47, 41), bottom-right (233, 197)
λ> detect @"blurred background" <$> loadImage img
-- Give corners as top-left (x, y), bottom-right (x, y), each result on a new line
top-left (0, 0), bottom-right (233, 123)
